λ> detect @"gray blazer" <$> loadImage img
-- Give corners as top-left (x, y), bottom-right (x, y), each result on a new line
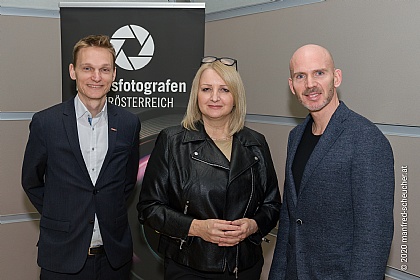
top-left (269, 102), bottom-right (394, 280)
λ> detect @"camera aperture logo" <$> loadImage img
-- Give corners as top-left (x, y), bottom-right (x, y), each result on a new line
top-left (111, 25), bottom-right (155, 71)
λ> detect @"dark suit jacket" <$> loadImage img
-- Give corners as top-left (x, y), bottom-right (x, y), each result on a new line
top-left (269, 102), bottom-right (394, 280)
top-left (22, 97), bottom-right (141, 273)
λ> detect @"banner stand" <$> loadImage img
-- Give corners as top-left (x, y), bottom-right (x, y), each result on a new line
top-left (60, 3), bottom-right (205, 279)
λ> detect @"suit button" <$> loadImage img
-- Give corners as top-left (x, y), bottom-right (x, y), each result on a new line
top-left (93, 189), bottom-right (99, 195)
top-left (296, 219), bottom-right (303, 225)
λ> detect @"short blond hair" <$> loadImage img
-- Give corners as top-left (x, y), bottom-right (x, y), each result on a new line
top-left (181, 61), bottom-right (246, 135)
top-left (72, 35), bottom-right (116, 68)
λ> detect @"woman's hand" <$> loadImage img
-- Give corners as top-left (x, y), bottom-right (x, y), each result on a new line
top-left (189, 218), bottom-right (258, 247)
top-left (189, 219), bottom-right (240, 245)
top-left (219, 218), bottom-right (258, 246)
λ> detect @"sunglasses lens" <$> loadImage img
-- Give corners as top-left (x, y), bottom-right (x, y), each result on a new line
top-left (201, 56), bottom-right (217, 63)
top-left (220, 58), bottom-right (236, 66)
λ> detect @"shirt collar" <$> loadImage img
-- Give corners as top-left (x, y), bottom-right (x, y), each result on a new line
top-left (74, 95), bottom-right (108, 121)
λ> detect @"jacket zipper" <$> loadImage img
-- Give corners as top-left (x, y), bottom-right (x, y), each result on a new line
top-left (179, 200), bottom-right (190, 250)
top-left (234, 167), bottom-right (255, 279)
top-left (191, 156), bottom-right (229, 170)
top-left (192, 154), bottom-right (257, 278)
top-left (155, 231), bottom-right (186, 250)
top-left (157, 200), bottom-right (190, 250)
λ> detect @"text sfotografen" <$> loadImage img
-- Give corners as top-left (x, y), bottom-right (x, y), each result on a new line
top-left (109, 79), bottom-right (187, 108)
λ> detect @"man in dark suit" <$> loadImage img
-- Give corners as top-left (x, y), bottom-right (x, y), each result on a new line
top-left (269, 44), bottom-right (394, 280)
top-left (22, 35), bottom-right (141, 279)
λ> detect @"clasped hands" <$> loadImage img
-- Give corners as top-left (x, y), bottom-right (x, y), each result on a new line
top-left (189, 218), bottom-right (258, 247)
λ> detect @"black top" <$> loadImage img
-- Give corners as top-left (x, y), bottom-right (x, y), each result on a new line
top-left (292, 119), bottom-right (321, 195)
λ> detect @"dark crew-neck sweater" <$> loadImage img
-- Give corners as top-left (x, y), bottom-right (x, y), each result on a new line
top-left (292, 119), bottom-right (322, 195)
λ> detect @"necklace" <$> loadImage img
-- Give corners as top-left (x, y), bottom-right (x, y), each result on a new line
top-left (210, 136), bottom-right (232, 141)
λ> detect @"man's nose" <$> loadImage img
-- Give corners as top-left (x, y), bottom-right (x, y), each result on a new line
top-left (306, 76), bottom-right (316, 88)
top-left (92, 70), bottom-right (101, 82)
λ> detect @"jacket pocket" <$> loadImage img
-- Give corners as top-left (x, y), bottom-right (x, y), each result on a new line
top-left (40, 216), bottom-right (70, 232)
top-left (113, 145), bottom-right (130, 155)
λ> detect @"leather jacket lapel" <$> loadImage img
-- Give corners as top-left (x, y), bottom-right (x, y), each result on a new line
top-left (185, 125), bottom-right (261, 183)
top-left (191, 140), bottom-right (230, 170)
top-left (229, 137), bottom-right (259, 183)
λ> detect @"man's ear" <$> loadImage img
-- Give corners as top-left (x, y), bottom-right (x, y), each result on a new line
top-left (288, 78), bottom-right (296, 95)
top-left (69, 64), bottom-right (76, 81)
top-left (333, 68), bottom-right (342, 88)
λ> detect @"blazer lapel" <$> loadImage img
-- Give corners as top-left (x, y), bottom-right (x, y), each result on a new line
top-left (97, 103), bottom-right (118, 182)
top-left (287, 116), bottom-right (310, 206)
top-left (299, 103), bottom-right (350, 195)
top-left (62, 98), bottom-right (91, 180)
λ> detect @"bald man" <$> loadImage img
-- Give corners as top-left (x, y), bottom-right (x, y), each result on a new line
top-left (268, 44), bottom-right (394, 280)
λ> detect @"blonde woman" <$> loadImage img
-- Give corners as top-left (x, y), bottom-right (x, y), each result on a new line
top-left (138, 57), bottom-right (281, 280)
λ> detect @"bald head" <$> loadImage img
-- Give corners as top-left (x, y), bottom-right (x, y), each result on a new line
top-left (289, 44), bottom-right (335, 77)
top-left (287, 44), bottom-right (342, 114)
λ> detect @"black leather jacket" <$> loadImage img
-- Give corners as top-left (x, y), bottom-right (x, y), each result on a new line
top-left (137, 123), bottom-right (281, 274)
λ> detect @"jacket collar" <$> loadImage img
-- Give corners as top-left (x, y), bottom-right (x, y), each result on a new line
top-left (62, 97), bottom-right (119, 187)
top-left (62, 98), bottom-right (91, 181)
top-left (184, 122), bottom-right (261, 183)
top-left (290, 101), bottom-right (350, 203)
top-left (181, 121), bottom-right (261, 147)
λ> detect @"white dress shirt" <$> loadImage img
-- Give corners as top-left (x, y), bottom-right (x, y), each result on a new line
top-left (74, 95), bottom-right (108, 247)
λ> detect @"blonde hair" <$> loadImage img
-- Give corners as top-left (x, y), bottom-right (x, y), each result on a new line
top-left (72, 35), bottom-right (116, 68)
top-left (181, 61), bottom-right (246, 135)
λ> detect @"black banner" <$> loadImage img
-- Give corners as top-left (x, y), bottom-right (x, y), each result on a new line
top-left (60, 3), bottom-right (205, 279)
